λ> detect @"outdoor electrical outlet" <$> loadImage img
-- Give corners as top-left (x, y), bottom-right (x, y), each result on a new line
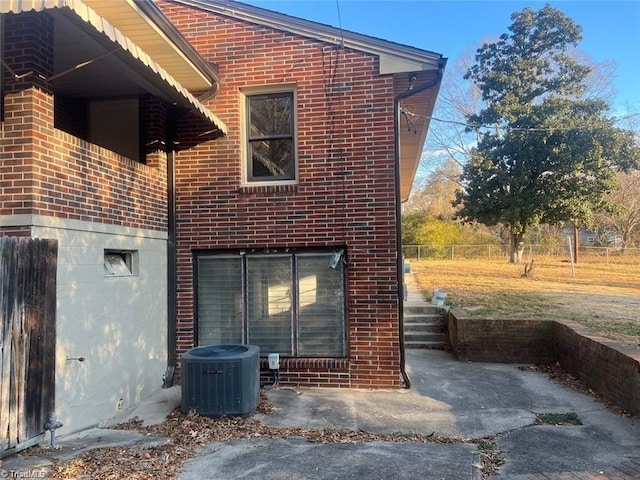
top-left (268, 353), bottom-right (280, 370)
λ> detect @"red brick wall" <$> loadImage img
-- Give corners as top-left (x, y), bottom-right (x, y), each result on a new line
top-left (2, 12), bottom-right (53, 94)
top-left (555, 321), bottom-right (640, 416)
top-left (448, 311), bottom-right (640, 415)
top-left (160, 2), bottom-right (402, 388)
top-left (0, 14), bottom-right (168, 234)
top-left (0, 88), bottom-right (167, 233)
top-left (447, 308), bottom-right (556, 364)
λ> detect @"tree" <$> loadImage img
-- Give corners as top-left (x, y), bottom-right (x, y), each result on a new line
top-left (419, 49), bottom-right (482, 174)
top-left (596, 170), bottom-right (640, 249)
top-left (401, 211), bottom-right (427, 245)
top-left (594, 114), bottom-right (640, 250)
top-left (454, 4), bottom-right (640, 263)
top-left (405, 158), bottom-right (462, 218)
top-left (422, 36), bottom-right (618, 177)
top-left (402, 160), bottom-right (495, 248)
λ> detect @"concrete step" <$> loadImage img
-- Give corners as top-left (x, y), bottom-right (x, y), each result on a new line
top-left (403, 313), bottom-right (446, 325)
top-left (404, 322), bottom-right (445, 334)
top-left (404, 332), bottom-right (447, 343)
top-left (404, 339), bottom-right (448, 349)
top-left (403, 302), bottom-right (448, 349)
top-left (404, 304), bottom-right (445, 315)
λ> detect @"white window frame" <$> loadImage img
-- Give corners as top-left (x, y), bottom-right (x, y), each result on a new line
top-left (104, 250), bottom-right (137, 277)
top-left (240, 84), bottom-right (298, 186)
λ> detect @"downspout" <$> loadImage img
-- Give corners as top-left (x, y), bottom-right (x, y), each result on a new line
top-left (163, 115), bottom-right (178, 388)
top-left (134, 0), bottom-right (223, 388)
top-left (163, 105), bottom-right (223, 390)
top-left (394, 61), bottom-right (445, 389)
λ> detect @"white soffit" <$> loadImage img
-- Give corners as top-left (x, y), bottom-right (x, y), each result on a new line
top-left (82, 0), bottom-right (214, 92)
top-left (1, 0), bottom-right (227, 133)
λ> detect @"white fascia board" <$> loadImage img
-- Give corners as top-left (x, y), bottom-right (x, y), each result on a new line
top-left (174, 0), bottom-right (444, 74)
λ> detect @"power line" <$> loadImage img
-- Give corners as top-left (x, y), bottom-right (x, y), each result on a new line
top-left (401, 106), bottom-right (639, 132)
top-left (335, 0), bottom-right (343, 36)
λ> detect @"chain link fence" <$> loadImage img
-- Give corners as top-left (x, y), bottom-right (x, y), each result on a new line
top-left (402, 244), bottom-right (640, 264)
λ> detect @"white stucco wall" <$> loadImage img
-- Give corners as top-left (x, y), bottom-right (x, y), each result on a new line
top-left (28, 215), bottom-right (168, 435)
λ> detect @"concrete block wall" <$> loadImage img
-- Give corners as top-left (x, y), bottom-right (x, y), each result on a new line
top-left (33, 220), bottom-right (168, 434)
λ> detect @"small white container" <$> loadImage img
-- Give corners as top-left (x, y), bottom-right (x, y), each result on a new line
top-left (432, 289), bottom-right (446, 306)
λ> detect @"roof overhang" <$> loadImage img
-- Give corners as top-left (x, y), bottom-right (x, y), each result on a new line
top-left (83, 0), bottom-right (221, 92)
top-left (394, 68), bottom-right (445, 202)
top-left (170, 0), bottom-right (445, 200)
top-left (1, 0), bottom-right (227, 134)
top-left (173, 0), bottom-right (443, 75)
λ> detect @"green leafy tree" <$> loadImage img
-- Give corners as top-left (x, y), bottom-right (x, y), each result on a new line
top-left (419, 219), bottom-right (460, 245)
top-left (454, 5), bottom-right (640, 263)
top-left (403, 159), bottom-right (497, 251)
top-left (401, 211), bottom-right (427, 245)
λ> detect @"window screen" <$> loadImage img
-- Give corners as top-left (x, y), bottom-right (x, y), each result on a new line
top-left (246, 256), bottom-right (293, 355)
top-left (196, 250), bottom-right (346, 357)
top-left (297, 254), bottom-right (345, 356)
top-left (197, 256), bottom-right (243, 345)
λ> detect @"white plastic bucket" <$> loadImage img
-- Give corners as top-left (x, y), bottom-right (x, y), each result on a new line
top-left (432, 289), bottom-right (446, 306)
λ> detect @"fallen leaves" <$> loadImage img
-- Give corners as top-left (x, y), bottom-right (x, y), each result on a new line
top-left (521, 363), bottom-right (632, 417)
top-left (475, 437), bottom-right (506, 477)
top-left (43, 394), bottom-right (472, 480)
top-left (30, 365), bottom-right (618, 480)
top-left (49, 443), bottom-right (181, 480)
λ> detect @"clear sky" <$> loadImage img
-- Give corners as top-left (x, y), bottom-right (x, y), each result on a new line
top-left (241, 0), bottom-right (640, 116)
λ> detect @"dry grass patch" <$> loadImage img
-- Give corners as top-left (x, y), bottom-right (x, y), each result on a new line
top-left (411, 257), bottom-right (640, 345)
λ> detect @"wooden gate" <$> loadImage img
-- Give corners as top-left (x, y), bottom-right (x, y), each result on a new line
top-left (0, 237), bottom-right (57, 457)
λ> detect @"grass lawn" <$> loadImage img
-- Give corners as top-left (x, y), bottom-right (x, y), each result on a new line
top-left (410, 256), bottom-right (640, 346)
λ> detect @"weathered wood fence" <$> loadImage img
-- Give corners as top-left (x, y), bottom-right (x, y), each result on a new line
top-left (0, 237), bottom-right (57, 457)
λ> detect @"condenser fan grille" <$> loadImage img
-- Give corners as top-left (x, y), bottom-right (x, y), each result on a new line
top-left (181, 344), bottom-right (260, 417)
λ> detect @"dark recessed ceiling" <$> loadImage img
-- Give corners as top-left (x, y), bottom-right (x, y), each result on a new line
top-left (50, 9), bottom-right (177, 102)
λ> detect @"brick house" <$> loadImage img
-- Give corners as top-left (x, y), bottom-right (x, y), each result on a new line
top-left (0, 0), bottom-right (226, 438)
top-left (160, 0), bottom-right (445, 388)
top-left (0, 0), bottom-right (444, 437)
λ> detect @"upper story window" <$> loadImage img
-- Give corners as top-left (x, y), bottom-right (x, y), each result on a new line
top-left (244, 88), bottom-right (297, 183)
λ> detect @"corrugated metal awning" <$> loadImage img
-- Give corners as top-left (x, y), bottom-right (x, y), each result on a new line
top-left (1, 0), bottom-right (227, 134)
